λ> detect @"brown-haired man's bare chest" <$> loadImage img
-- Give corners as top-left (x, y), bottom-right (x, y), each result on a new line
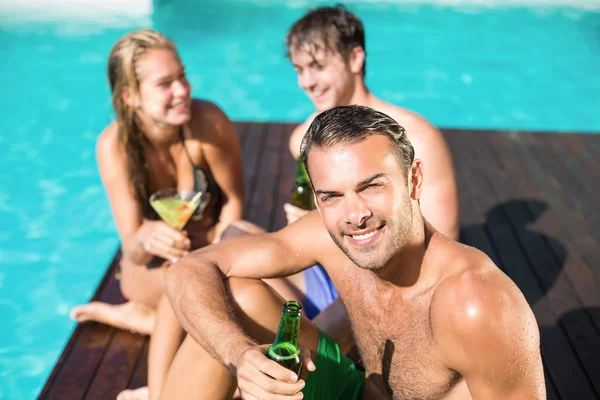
top-left (336, 279), bottom-right (466, 400)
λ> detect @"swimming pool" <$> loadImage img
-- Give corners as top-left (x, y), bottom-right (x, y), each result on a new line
top-left (0, 0), bottom-right (598, 398)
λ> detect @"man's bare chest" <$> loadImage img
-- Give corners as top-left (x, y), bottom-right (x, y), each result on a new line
top-left (342, 292), bottom-right (461, 399)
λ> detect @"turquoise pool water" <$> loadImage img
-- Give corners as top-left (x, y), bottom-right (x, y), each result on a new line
top-left (0, 0), bottom-right (598, 398)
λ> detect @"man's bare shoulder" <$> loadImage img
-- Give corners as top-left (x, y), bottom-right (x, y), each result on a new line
top-left (431, 243), bottom-right (525, 329)
top-left (289, 113), bottom-right (318, 159)
top-left (371, 99), bottom-right (444, 149)
top-left (430, 242), bottom-right (539, 367)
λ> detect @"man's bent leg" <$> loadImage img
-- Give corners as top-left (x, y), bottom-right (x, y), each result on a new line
top-left (160, 334), bottom-right (236, 400)
top-left (160, 277), bottom-right (320, 399)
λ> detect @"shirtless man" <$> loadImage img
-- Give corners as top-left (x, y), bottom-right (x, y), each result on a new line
top-left (283, 5), bottom-right (458, 240)
top-left (162, 106), bottom-right (545, 399)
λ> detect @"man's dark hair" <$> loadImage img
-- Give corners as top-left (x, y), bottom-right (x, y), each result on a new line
top-left (285, 5), bottom-right (366, 76)
top-left (300, 105), bottom-right (415, 177)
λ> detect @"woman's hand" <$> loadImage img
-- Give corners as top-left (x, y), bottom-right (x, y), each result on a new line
top-left (135, 219), bottom-right (191, 263)
top-left (283, 203), bottom-right (310, 226)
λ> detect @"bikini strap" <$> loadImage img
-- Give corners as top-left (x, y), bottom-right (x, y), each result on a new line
top-left (179, 127), bottom-right (197, 168)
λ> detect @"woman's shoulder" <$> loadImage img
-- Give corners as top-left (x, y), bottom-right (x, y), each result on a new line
top-left (191, 99), bottom-right (228, 121)
top-left (96, 121), bottom-right (124, 163)
top-left (188, 98), bottom-right (233, 141)
top-left (97, 121), bottom-right (119, 148)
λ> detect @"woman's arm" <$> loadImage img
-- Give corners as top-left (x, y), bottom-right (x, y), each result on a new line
top-left (197, 102), bottom-right (245, 242)
top-left (97, 124), bottom-right (151, 263)
top-left (97, 124), bottom-right (189, 264)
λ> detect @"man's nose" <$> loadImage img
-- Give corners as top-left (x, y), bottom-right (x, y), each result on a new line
top-left (299, 69), bottom-right (316, 89)
top-left (345, 193), bottom-right (372, 227)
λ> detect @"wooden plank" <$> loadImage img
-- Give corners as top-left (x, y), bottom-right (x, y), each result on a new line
top-left (531, 132), bottom-right (600, 273)
top-left (468, 130), bottom-right (599, 399)
top-left (268, 123), bottom-right (296, 232)
top-left (485, 131), bottom-right (600, 395)
top-left (246, 123), bottom-right (285, 229)
top-left (503, 132), bottom-right (600, 250)
top-left (233, 121), bottom-right (252, 149)
top-left (519, 132), bottom-right (600, 246)
top-left (447, 129), bottom-right (595, 399)
top-left (240, 122), bottom-right (268, 220)
top-left (577, 132), bottom-right (600, 160)
top-left (541, 133), bottom-right (598, 197)
top-left (126, 339), bottom-right (149, 390)
top-left (84, 330), bottom-right (146, 399)
top-left (443, 130), bottom-right (568, 397)
top-left (39, 252), bottom-right (124, 399)
top-left (487, 132), bottom-right (600, 325)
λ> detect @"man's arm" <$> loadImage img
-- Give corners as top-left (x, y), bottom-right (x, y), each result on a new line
top-left (164, 211), bottom-right (329, 371)
top-left (434, 266), bottom-right (545, 399)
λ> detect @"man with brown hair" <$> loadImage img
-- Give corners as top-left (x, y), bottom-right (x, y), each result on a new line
top-left (284, 5), bottom-right (458, 241)
top-left (280, 5), bottom-right (460, 322)
top-left (161, 106), bottom-right (545, 400)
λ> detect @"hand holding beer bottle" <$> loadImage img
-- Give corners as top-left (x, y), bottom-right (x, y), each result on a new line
top-left (284, 159), bottom-right (314, 225)
top-left (235, 301), bottom-right (315, 399)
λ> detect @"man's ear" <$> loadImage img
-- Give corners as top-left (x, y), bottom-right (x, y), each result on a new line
top-left (348, 46), bottom-right (365, 75)
top-left (409, 159), bottom-right (424, 201)
top-left (121, 86), bottom-right (139, 108)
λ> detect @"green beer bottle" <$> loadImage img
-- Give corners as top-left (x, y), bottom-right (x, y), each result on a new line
top-left (291, 158), bottom-right (314, 210)
top-left (266, 301), bottom-right (303, 375)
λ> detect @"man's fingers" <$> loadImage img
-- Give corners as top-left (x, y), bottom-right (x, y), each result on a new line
top-left (300, 347), bottom-right (315, 372)
top-left (241, 375), bottom-right (304, 398)
top-left (249, 351), bottom-right (299, 383)
top-left (246, 363), bottom-right (305, 396)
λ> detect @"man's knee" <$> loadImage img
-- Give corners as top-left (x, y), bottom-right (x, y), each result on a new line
top-left (224, 278), bottom-right (286, 343)
top-left (220, 220), bottom-right (265, 241)
top-left (225, 278), bottom-right (273, 317)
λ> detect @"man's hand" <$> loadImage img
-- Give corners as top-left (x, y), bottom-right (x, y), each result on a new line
top-left (236, 344), bottom-right (315, 399)
top-left (284, 203), bottom-right (310, 226)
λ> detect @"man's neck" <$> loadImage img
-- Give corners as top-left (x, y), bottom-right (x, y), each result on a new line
top-left (344, 79), bottom-right (376, 108)
top-left (373, 217), bottom-right (434, 294)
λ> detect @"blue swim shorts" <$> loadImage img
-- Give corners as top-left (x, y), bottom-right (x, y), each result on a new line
top-left (303, 264), bottom-right (338, 320)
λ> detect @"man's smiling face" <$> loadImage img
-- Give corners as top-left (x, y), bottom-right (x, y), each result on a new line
top-left (309, 135), bottom-right (415, 271)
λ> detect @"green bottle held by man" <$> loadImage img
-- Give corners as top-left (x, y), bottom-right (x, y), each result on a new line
top-left (266, 301), bottom-right (303, 375)
top-left (291, 158), bottom-right (314, 210)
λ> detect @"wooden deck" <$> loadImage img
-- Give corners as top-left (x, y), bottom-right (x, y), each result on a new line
top-left (39, 122), bottom-right (600, 400)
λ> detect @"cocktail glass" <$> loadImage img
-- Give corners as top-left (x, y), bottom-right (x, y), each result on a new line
top-left (149, 188), bottom-right (209, 231)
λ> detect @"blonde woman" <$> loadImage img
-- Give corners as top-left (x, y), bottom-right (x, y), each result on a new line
top-left (69, 29), bottom-right (255, 399)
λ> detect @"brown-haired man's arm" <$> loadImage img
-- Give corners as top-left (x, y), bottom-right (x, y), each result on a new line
top-left (434, 268), bottom-right (546, 399)
top-left (164, 211), bottom-right (327, 374)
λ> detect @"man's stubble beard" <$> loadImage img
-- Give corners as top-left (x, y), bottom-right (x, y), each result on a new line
top-left (328, 202), bottom-right (413, 271)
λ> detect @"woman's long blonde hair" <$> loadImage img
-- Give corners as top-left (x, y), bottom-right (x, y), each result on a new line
top-left (107, 29), bottom-right (177, 213)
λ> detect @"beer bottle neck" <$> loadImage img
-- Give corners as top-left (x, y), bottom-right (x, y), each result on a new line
top-left (295, 158), bottom-right (310, 185)
top-left (272, 301), bottom-right (302, 352)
